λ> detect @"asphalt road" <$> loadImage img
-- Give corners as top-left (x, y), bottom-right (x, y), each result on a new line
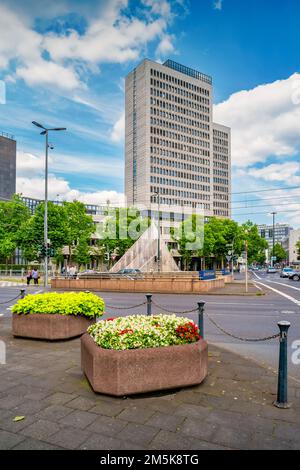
top-left (1, 274), bottom-right (300, 381)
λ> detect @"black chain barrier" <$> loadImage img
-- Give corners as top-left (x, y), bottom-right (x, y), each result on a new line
top-left (151, 299), bottom-right (199, 315)
top-left (105, 301), bottom-right (147, 310)
top-left (0, 292), bottom-right (23, 305)
top-left (204, 310), bottom-right (280, 342)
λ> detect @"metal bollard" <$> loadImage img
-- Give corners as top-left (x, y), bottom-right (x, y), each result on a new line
top-left (197, 301), bottom-right (205, 339)
top-left (274, 321), bottom-right (291, 409)
top-left (85, 290), bottom-right (90, 294)
top-left (146, 294), bottom-right (152, 316)
top-left (20, 289), bottom-right (26, 299)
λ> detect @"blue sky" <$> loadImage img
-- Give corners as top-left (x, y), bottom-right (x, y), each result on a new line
top-left (0, 0), bottom-right (300, 226)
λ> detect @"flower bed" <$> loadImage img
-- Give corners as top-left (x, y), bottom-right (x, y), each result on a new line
top-left (88, 314), bottom-right (200, 350)
top-left (82, 314), bottom-right (207, 396)
top-left (12, 292), bottom-right (104, 340)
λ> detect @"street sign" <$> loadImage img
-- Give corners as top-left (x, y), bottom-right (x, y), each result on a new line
top-left (226, 255), bottom-right (232, 262)
top-left (271, 256), bottom-right (277, 261)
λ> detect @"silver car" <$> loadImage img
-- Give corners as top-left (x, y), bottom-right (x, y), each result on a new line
top-left (280, 267), bottom-right (294, 278)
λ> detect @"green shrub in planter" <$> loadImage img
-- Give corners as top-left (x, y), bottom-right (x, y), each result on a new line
top-left (12, 292), bottom-right (105, 319)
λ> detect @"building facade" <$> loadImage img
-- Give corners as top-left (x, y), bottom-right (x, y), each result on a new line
top-left (282, 229), bottom-right (300, 264)
top-left (258, 223), bottom-right (293, 251)
top-left (125, 59), bottom-right (231, 218)
top-left (0, 131), bottom-right (16, 201)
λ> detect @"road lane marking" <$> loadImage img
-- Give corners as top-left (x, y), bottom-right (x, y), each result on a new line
top-left (207, 301), bottom-right (275, 306)
top-left (255, 281), bottom-right (300, 306)
top-left (251, 271), bottom-right (262, 280)
top-left (266, 280), bottom-right (300, 292)
top-left (253, 282), bottom-right (263, 291)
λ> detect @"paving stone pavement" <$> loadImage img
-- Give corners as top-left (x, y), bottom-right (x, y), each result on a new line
top-left (0, 316), bottom-right (300, 450)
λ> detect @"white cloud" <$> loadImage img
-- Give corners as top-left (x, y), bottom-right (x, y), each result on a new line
top-left (156, 34), bottom-right (175, 57)
top-left (214, 73), bottom-right (300, 168)
top-left (0, 1), bottom-right (178, 91)
top-left (16, 61), bottom-right (82, 91)
top-left (16, 174), bottom-right (125, 206)
top-left (16, 149), bottom-right (124, 182)
top-left (213, 0), bottom-right (223, 10)
top-left (111, 113), bottom-right (125, 143)
top-left (247, 162), bottom-right (300, 185)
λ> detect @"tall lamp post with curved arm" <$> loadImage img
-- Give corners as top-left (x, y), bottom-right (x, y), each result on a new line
top-left (32, 121), bottom-right (66, 287)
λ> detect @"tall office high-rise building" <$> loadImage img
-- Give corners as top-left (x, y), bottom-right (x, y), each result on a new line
top-left (125, 59), bottom-right (231, 218)
top-left (0, 131), bottom-right (16, 201)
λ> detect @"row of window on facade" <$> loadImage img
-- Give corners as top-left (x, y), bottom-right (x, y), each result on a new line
top-left (150, 152), bottom-right (210, 167)
top-left (150, 141), bottom-right (210, 158)
top-left (150, 117), bottom-right (210, 140)
top-left (150, 155), bottom-right (210, 174)
top-left (150, 86), bottom-right (210, 113)
top-left (150, 126), bottom-right (210, 148)
top-left (150, 68), bottom-right (210, 96)
top-left (150, 107), bottom-right (210, 131)
top-left (213, 145), bottom-right (229, 155)
top-left (150, 170), bottom-right (210, 184)
top-left (150, 97), bottom-right (210, 123)
top-left (150, 78), bottom-right (210, 104)
top-left (150, 178), bottom-right (210, 194)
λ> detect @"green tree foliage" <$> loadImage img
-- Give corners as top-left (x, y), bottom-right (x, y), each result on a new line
top-left (239, 220), bottom-right (269, 265)
top-left (172, 216), bottom-right (268, 269)
top-left (18, 200), bottom-right (95, 266)
top-left (0, 195), bottom-right (31, 262)
top-left (18, 202), bottom-right (69, 260)
top-left (63, 201), bottom-right (95, 266)
top-left (297, 239), bottom-right (300, 261)
top-left (97, 208), bottom-right (150, 267)
top-left (271, 243), bottom-right (288, 263)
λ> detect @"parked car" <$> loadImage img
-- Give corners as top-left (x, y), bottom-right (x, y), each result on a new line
top-left (267, 266), bottom-right (277, 273)
top-left (280, 267), bottom-right (295, 278)
top-left (289, 272), bottom-right (300, 281)
top-left (117, 268), bottom-right (142, 275)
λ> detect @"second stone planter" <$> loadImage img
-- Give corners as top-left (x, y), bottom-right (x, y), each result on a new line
top-left (12, 313), bottom-right (95, 340)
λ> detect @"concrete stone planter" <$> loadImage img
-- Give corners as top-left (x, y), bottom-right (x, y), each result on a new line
top-left (81, 333), bottom-right (208, 396)
top-left (12, 314), bottom-right (95, 340)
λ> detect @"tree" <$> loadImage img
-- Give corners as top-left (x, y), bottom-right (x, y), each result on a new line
top-left (0, 195), bottom-right (31, 263)
top-left (63, 201), bottom-right (95, 267)
top-left (271, 243), bottom-right (288, 263)
top-left (171, 216), bottom-right (268, 270)
top-left (297, 239), bottom-right (300, 261)
top-left (239, 220), bottom-right (269, 265)
top-left (18, 202), bottom-right (69, 261)
top-left (97, 208), bottom-right (150, 268)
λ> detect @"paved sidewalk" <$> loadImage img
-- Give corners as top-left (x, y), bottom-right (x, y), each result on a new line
top-left (208, 281), bottom-right (265, 296)
top-left (0, 315), bottom-right (300, 450)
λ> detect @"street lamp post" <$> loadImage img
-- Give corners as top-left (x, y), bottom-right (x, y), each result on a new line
top-left (152, 190), bottom-right (161, 273)
top-left (271, 212), bottom-right (277, 267)
top-left (32, 122), bottom-right (66, 287)
top-left (245, 239), bottom-right (248, 293)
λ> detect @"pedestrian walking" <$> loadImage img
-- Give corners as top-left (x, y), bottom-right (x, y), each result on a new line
top-left (69, 265), bottom-right (77, 279)
top-left (32, 268), bottom-right (39, 285)
top-left (26, 268), bottom-right (32, 285)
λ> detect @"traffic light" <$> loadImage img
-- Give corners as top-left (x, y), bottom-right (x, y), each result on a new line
top-left (47, 247), bottom-right (55, 257)
top-left (38, 244), bottom-right (46, 257)
top-left (37, 244), bottom-right (55, 257)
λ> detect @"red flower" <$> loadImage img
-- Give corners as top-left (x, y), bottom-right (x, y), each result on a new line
top-left (119, 328), bottom-right (134, 336)
top-left (106, 318), bottom-right (115, 321)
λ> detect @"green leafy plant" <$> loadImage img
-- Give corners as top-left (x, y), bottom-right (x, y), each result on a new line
top-left (12, 292), bottom-right (105, 318)
top-left (88, 314), bottom-right (200, 350)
